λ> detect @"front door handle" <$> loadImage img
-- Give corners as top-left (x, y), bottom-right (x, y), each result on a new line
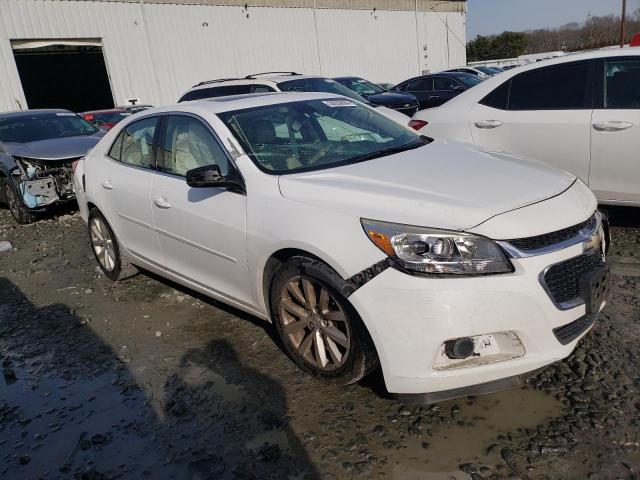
top-left (429, 95), bottom-right (440, 100)
top-left (475, 119), bottom-right (503, 129)
top-left (153, 197), bottom-right (171, 209)
top-left (101, 180), bottom-right (113, 190)
top-left (592, 121), bottom-right (633, 132)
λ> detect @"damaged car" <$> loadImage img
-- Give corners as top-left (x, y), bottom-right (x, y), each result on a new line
top-left (0, 109), bottom-right (105, 224)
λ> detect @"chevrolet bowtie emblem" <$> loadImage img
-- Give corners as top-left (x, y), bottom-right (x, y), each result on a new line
top-left (583, 229), bottom-right (603, 256)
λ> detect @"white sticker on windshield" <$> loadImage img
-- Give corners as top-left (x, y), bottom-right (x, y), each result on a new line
top-left (322, 100), bottom-right (356, 108)
top-left (56, 112), bottom-right (76, 117)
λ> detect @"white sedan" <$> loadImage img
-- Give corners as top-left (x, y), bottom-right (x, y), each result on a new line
top-left (411, 48), bottom-right (640, 205)
top-left (74, 92), bottom-right (608, 402)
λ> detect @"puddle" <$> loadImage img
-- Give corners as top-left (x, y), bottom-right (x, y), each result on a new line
top-left (385, 387), bottom-right (564, 476)
top-left (178, 362), bottom-right (246, 404)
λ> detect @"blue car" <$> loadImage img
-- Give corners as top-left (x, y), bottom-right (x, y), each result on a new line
top-left (333, 76), bottom-right (419, 116)
top-left (0, 109), bottom-right (105, 223)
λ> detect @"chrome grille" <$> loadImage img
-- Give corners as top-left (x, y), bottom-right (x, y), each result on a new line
top-left (507, 214), bottom-right (596, 252)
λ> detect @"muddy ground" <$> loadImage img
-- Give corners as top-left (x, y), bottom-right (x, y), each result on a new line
top-left (1, 205), bottom-right (640, 480)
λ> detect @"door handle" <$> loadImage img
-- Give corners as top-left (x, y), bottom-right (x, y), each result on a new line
top-left (592, 121), bottom-right (633, 132)
top-left (153, 197), bottom-right (171, 209)
top-left (101, 180), bottom-right (113, 190)
top-left (475, 120), bottom-right (503, 129)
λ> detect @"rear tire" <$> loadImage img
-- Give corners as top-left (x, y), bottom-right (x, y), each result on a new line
top-left (270, 256), bottom-right (378, 385)
top-left (4, 183), bottom-right (37, 225)
top-left (88, 208), bottom-right (138, 281)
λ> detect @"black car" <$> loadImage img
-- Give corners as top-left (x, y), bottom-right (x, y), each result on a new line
top-left (392, 72), bottom-right (483, 110)
top-left (334, 76), bottom-right (419, 116)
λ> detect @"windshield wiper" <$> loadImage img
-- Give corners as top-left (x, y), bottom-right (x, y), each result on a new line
top-left (348, 140), bottom-right (427, 164)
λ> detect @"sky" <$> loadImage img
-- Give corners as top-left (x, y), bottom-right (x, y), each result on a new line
top-left (467, 0), bottom-right (640, 39)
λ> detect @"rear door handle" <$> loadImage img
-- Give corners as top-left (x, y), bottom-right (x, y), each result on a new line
top-left (592, 121), bottom-right (633, 132)
top-left (475, 120), bottom-right (503, 129)
top-left (101, 180), bottom-right (113, 190)
top-left (153, 197), bottom-right (171, 209)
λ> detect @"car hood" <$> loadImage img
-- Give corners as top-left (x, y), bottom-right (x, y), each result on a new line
top-left (278, 140), bottom-right (576, 232)
top-left (367, 92), bottom-right (417, 106)
top-left (3, 131), bottom-right (106, 161)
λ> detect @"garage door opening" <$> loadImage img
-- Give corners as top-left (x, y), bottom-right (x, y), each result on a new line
top-left (12, 39), bottom-right (114, 112)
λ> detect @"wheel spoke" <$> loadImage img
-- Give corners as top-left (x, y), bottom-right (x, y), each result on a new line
top-left (286, 281), bottom-right (307, 306)
top-left (298, 331), bottom-right (314, 358)
top-left (281, 298), bottom-right (308, 320)
top-left (324, 310), bottom-right (346, 322)
top-left (302, 279), bottom-right (316, 310)
top-left (324, 326), bottom-right (348, 347)
top-left (323, 334), bottom-right (343, 364)
top-left (91, 224), bottom-right (104, 242)
top-left (319, 288), bottom-right (330, 313)
top-left (314, 330), bottom-right (328, 368)
top-left (284, 319), bottom-right (308, 336)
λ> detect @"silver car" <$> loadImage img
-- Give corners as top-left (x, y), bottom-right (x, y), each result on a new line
top-left (0, 109), bottom-right (105, 224)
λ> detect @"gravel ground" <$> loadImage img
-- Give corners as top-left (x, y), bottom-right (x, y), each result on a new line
top-left (1, 204), bottom-right (640, 479)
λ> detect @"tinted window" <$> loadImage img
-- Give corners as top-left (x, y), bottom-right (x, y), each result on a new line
top-left (508, 61), bottom-right (590, 110)
top-left (480, 81), bottom-right (511, 110)
top-left (0, 112), bottom-right (98, 143)
top-left (118, 117), bottom-right (158, 168)
top-left (161, 115), bottom-right (230, 177)
top-left (406, 78), bottom-right (432, 91)
top-left (604, 58), bottom-right (640, 109)
top-left (179, 84), bottom-right (275, 102)
top-left (433, 77), bottom-right (459, 90)
top-left (278, 78), bottom-right (365, 102)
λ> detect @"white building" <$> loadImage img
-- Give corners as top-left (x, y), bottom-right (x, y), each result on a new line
top-left (0, 0), bottom-right (466, 112)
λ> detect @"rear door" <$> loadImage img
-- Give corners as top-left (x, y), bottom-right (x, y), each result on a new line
top-left (468, 60), bottom-right (594, 183)
top-left (589, 56), bottom-right (640, 203)
top-left (150, 114), bottom-right (250, 304)
top-left (404, 77), bottom-right (434, 110)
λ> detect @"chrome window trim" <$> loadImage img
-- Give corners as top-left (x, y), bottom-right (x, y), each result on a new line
top-left (497, 211), bottom-right (601, 259)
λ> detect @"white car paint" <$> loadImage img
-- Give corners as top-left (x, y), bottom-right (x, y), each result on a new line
top-left (75, 92), bottom-right (606, 396)
top-left (413, 48), bottom-right (640, 205)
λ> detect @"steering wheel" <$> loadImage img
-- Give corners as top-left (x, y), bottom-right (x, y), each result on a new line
top-left (307, 141), bottom-right (344, 165)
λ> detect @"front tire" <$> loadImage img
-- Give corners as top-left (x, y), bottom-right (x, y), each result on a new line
top-left (270, 257), bottom-right (378, 385)
top-left (4, 183), bottom-right (37, 224)
top-left (88, 209), bottom-right (138, 281)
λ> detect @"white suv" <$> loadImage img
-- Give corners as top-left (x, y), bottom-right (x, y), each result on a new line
top-left (411, 48), bottom-right (640, 205)
top-left (74, 92), bottom-right (609, 402)
top-left (178, 72), bottom-right (412, 123)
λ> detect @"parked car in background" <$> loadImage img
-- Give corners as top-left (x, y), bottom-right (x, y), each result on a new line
top-left (0, 109), bottom-right (105, 224)
top-left (120, 104), bottom-right (154, 114)
top-left (443, 67), bottom-right (492, 79)
top-left (178, 72), bottom-right (411, 125)
top-left (377, 82), bottom-right (395, 90)
top-left (74, 92), bottom-right (608, 401)
top-left (473, 66), bottom-right (504, 76)
top-left (392, 72), bottom-right (482, 110)
top-left (82, 108), bottom-right (132, 130)
top-left (333, 76), bottom-right (419, 116)
top-left (411, 48), bottom-right (640, 205)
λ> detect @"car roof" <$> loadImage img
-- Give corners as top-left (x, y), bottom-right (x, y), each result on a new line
top-left (0, 109), bottom-right (72, 120)
top-left (185, 75), bottom-right (333, 93)
top-left (82, 108), bottom-right (128, 115)
top-left (143, 91), bottom-right (349, 116)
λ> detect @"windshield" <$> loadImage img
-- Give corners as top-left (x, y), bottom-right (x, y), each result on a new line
top-left (0, 113), bottom-right (98, 143)
top-left (219, 99), bottom-right (426, 174)
top-left (278, 78), bottom-right (368, 103)
top-left (88, 112), bottom-right (131, 125)
top-left (334, 78), bottom-right (386, 97)
top-left (450, 72), bottom-right (484, 87)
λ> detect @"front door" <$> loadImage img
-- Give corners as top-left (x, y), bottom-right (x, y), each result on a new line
top-left (589, 56), bottom-right (640, 203)
top-left (150, 114), bottom-right (250, 305)
top-left (405, 77), bottom-right (434, 110)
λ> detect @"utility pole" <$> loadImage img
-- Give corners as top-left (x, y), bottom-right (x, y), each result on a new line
top-left (620, 0), bottom-right (627, 48)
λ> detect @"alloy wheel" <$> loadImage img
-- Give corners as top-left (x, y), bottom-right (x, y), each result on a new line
top-left (90, 217), bottom-right (117, 272)
top-left (279, 275), bottom-right (351, 371)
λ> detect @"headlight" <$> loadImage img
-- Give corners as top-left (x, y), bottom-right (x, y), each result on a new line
top-left (361, 219), bottom-right (513, 275)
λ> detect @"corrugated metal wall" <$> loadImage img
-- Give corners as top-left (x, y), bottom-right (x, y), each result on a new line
top-left (0, 0), bottom-right (466, 111)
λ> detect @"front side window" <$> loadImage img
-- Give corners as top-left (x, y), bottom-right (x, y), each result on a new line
top-left (218, 99), bottom-right (426, 174)
top-left (406, 78), bottom-right (432, 92)
top-left (110, 117), bottom-right (158, 168)
top-left (433, 77), bottom-right (459, 90)
top-left (604, 57), bottom-right (640, 109)
top-left (160, 115), bottom-right (230, 177)
top-left (508, 61), bottom-right (590, 110)
top-left (0, 112), bottom-right (98, 143)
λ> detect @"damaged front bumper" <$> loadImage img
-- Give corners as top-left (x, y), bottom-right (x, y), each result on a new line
top-left (12, 157), bottom-right (77, 209)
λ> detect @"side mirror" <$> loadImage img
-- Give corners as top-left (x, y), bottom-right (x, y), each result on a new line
top-left (453, 85), bottom-right (465, 91)
top-left (186, 164), bottom-right (245, 193)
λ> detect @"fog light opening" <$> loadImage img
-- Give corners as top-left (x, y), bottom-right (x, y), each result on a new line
top-left (444, 337), bottom-right (476, 359)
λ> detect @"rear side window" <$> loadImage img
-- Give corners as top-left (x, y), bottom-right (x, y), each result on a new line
top-left (479, 81), bottom-right (511, 110)
top-left (108, 117), bottom-right (158, 168)
top-left (508, 61), bottom-right (590, 110)
top-left (604, 57), bottom-right (640, 109)
top-left (179, 84), bottom-right (275, 102)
